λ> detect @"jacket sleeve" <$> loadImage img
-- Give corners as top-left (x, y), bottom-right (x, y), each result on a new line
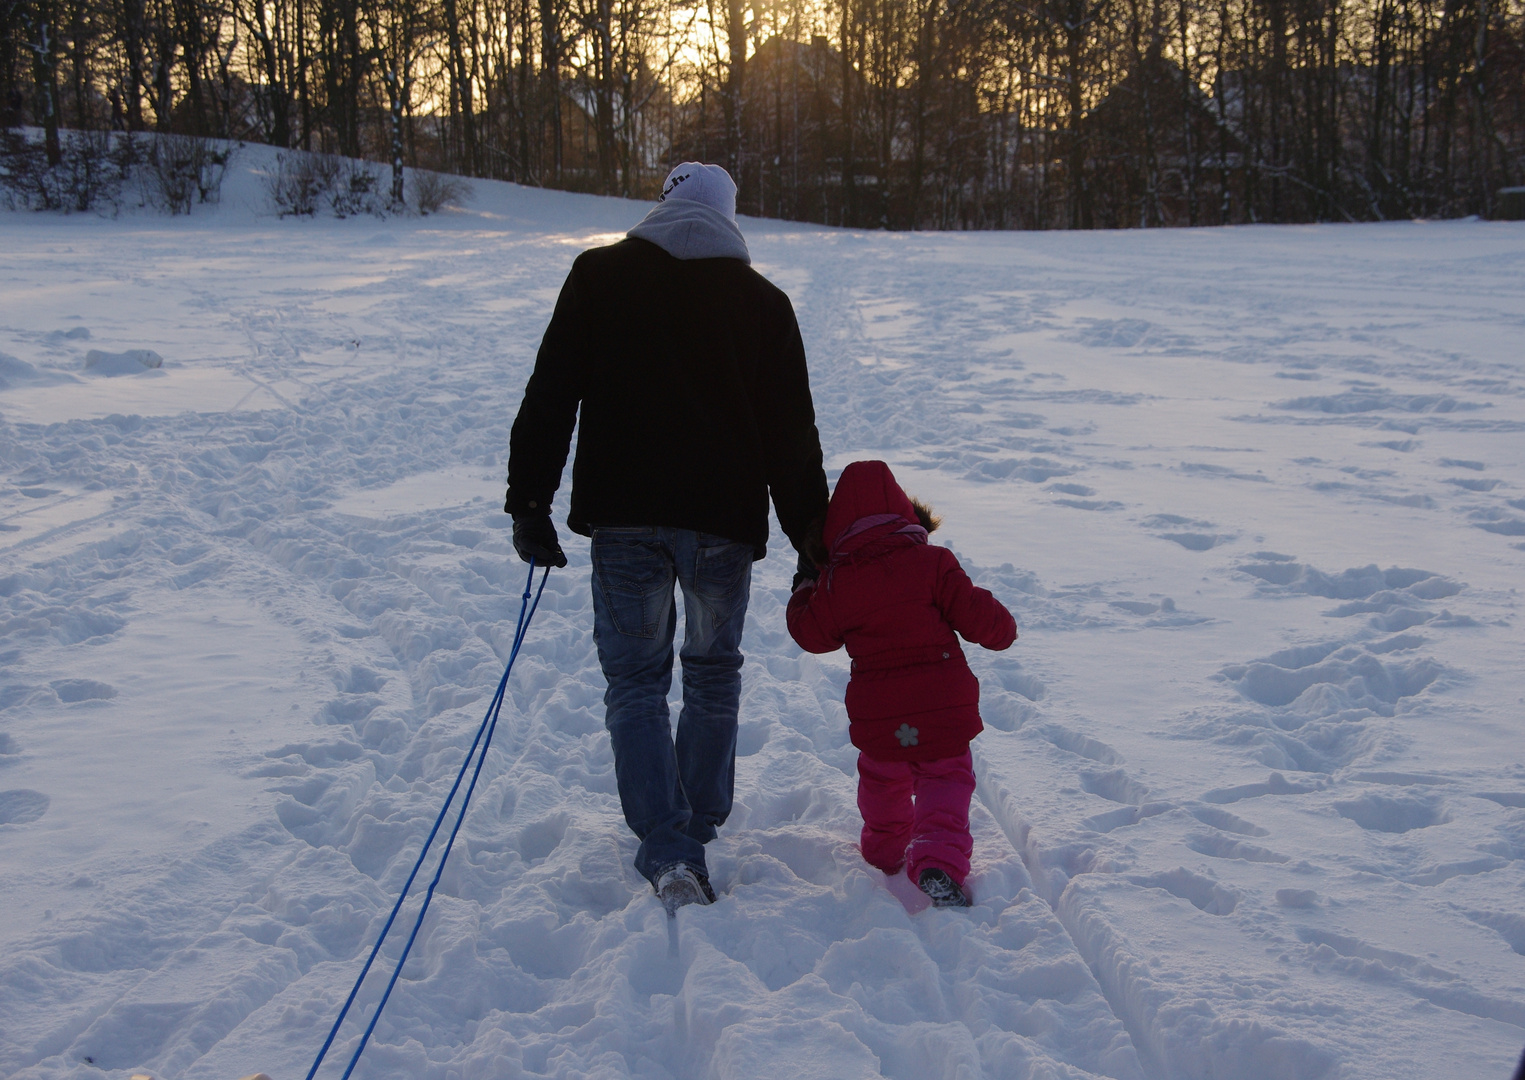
top-left (505, 259), bottom-right (589, 516)
top-left (756, 289), bottom-right (829, 556)
top-left (934, 549), bottom-right (1018, 651)
top-left (786, 582), bottom-right (844, 654)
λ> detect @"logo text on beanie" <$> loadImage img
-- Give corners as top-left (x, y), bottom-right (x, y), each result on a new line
top-left (659, 172), bottom-right (692, 201)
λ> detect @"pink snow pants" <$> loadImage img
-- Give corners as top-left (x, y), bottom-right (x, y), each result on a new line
top-left (856, 750), bottom-right (975, 885)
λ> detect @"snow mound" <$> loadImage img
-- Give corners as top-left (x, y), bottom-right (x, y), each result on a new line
top-left (0, 352), bottom-right (77, 390)
top-left (83, 348), bottom-right (164, 376)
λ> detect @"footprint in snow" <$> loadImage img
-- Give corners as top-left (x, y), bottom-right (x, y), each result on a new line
top-left (1476, 792), bottom-right (1525, 809)
top-left (1333, 791), bottom-right (1450, 834)
top-left (1189, 805), bottom-right (1269, 836)
top-left (1185, 832), bottom-right (1290, 863)
top-left (1047, 482), bottom-right (1123, 511)
top-left (1106, 595), bottom-right (1209, 627)
top-left (50, 679), bottom-right (117, 703)
top-left (1179, 461), bottom-right (1268, 483)
top-left (1203, 772), bottom-right (1325, 805)
top-left (1158, 532), bottom-right (1230, 550)
top-left (1446, 477), bottom-right (1500, 492)
top-left (984, 658), bottom-right (1045, 702)
top-left (1462, 910), bottom-right (1525, 956)
top-left (1110, 598), bottom-right (1174, 615)
top-left (1057, 498), bottom-right (1124, 511)
top-left (1237, 557), bottom-right (1461, 606)
top-left (1082, 803), bottom-right (1172, 833)
top-left (1042, 724), bottom-right (1123, 765)
top-left (1346, 770), bottom-right (1448, 786)
top-left (1141, 513), bottom-right (1232, 550)
top-left (1129, 867), bottom-right (1240, 915)
top-left (1219, 640), bottom-right (1445, 713)
top-left (1471, 507), bottom-right (1525, 536)
top-left (1081, 767), bottom-right (1151, 805)
top-left (964, 455), bottom-right (1073, 483)
top-left (0, 789), bottom-right (50, 825)
top-left (1202, 559), bottom-right (1472, 774)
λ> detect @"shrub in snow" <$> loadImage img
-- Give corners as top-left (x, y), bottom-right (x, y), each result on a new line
top-left (265, 151), bottom-right (334, 216)
top-left (330, 157), bottom-right (386, 217)
top-left (1, 128), bottom-right (123, 212)
top-left (409, 169), bottom-right (470, 215)
top-left (144, 135), bottom-right (235, 214)
top-left (0, 130), bottom-right (233, 215)
top-left (266, 151), bottom-right (389, 218)
top-left (263, 150), bottom-right (469, 218)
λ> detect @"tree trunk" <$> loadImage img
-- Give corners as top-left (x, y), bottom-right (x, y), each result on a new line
top-left (539, 0), bottom-right (561, 182)
top-left (1177, 0), bottom-right (1198, 224)
top-left (443, 0), bottom-right (477, 173)
top-left (724, 0), bottom-right (745, 179)
top-left (593, 0), bottom-right (615, 191)
top-left (246, 0), bottom-right (292, 146)
top-left (29, 4), bottom-right (62, 164)
top-left (908, 0), bottom-right (937, 228)
top-left (388, 67), bottom-right (405, 203)
top-left (120, 0), bottom-right (146, 128)
top-left (296, 0), bottom-right (312, 148)
top-left (840, 0), bottom-right (856, 225)
top-left (1063, 0), bottom-right (1092, 228)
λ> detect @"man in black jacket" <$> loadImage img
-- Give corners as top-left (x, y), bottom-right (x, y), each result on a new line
top-left (505, 162), bottom-right (828, 913)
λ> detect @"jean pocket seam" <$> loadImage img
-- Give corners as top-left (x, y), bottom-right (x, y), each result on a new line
top-left (597, 579), bottom-right (660, 638)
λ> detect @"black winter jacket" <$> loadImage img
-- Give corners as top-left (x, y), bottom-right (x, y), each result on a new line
top-left (505, 236), bottom-right (828, 559)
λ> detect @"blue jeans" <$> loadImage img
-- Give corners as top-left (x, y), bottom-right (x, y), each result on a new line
top-left (590, 526), bottom-right (752, 885)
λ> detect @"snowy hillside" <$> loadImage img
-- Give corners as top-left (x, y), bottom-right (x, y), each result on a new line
top-left (2, 148), bottom-right (1523, 1080)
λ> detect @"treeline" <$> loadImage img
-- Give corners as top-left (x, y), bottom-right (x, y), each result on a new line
top-left (2, 0), bottom-right (1521, 226)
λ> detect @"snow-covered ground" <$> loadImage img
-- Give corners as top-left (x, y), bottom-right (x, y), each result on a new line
top-left (2, 149), bottom-right (1523, 1080)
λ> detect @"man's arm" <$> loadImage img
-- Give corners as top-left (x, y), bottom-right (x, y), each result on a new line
top-left (758, 291), bottom-right (829, 560)
top-left (506, 260), bottom-right (589, 520)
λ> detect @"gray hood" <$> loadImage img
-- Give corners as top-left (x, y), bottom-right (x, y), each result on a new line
top-left (627, 199), bottom-right (751, 264)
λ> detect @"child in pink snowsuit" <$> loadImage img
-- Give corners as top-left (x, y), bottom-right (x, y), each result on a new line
top-left (786, 460), bottom-right (1018, 907)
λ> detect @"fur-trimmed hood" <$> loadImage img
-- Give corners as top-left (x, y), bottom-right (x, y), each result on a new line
top-left (824, 460), bottom-right (926, 560)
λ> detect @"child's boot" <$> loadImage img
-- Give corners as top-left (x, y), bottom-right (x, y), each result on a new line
top-left (917, 867), bottom-right (972, 908)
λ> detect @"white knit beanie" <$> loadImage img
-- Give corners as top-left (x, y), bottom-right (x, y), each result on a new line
top-left (658, 162), bottom-right (737, 219)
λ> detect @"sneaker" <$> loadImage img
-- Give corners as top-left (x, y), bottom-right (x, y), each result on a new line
top-left (693, 868), bottom-right (718, 905)
top-left (917, 868), bottom-right (972, 908)
top-left (655, 865), bottom-right (712, 917)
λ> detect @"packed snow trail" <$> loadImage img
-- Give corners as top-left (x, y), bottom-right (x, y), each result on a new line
top-left (1, 156), bottom-right (1523, 1080)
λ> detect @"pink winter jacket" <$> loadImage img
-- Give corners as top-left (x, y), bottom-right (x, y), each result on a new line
top-left (786, 461), bottom-right (1018, 762)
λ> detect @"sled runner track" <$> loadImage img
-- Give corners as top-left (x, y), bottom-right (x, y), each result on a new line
top-left (971, 747), bottom-right (1165, 1080)
top-left (0, 503), bottom-right (125, 557)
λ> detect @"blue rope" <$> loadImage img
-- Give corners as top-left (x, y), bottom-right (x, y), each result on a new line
top-left (306, 559), bottom-right (551, 1080)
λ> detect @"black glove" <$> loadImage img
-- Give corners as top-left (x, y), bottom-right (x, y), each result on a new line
top-left (512, 513), bottom-right (568, 568)
top-left (792, 551), bottom-right (818, 591)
